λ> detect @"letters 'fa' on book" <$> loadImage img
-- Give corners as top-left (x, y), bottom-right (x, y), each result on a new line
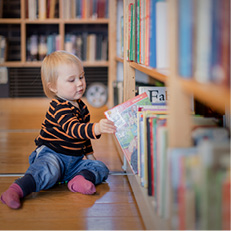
top-left (104, 92), bottom-right (152, 174)
top-left (138, 86), bottom-right (168, 105)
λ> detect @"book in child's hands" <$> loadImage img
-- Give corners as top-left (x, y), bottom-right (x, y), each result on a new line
top-left (104, 92), bottom-right (152, 174)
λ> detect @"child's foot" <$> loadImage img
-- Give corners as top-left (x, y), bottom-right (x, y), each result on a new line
top-left (1, 183), bottom-right (23, 209)
top-left (68, 175), bottom-right (96, 195)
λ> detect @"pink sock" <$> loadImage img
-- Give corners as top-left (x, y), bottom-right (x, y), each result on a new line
top-left (68, 175), bottom-right (96, 195)
top-left (1, 183), bottom-right (23, 209)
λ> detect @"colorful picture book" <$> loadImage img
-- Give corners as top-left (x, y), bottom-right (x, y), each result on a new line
top-left (104, 92), bottom-right (152, 173)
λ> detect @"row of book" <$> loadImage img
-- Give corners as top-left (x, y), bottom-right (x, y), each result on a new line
top-left (140, 111), bottom-right (230, 230)
top-left (121, 0), bottom-right (230, 87)
top-left (178, 0), bottom-right (230, 87)
top-left (26, 0), bottom-right (108, 20)
top-left (26, 0), bottom-right (59, 19)
top-left (63, 0), bottom-right (108, 19)
top-left (105, 89), bottom-right (230, 230)
top-left (124, 0), bottom-right (169, 69)
top-left (26, 32), bottom-right (108, 62)
top-left (27, 34), bottom-right (61, 61)
top-left (65, 33), bottom-right (108, 62)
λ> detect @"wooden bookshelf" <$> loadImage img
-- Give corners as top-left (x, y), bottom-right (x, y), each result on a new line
top-left (0, 0), bottom-right (115, 101)
top-left (113, 0), bottom-right (230, 230)
top-left (129, 62), bottom-right (168, 83)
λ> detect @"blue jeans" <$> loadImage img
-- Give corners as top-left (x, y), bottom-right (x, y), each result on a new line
top-left (25, 145), bottom-right (109, 192)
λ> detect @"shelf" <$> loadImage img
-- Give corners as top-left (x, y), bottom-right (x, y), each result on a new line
top-left (83, 61), bottom-right (109, 67)
top-left (115, 56), bottom-right (123, 63)
top-left (179, 78), bottom-right (230, 114)
top-left (0, 19), bottom-right (22, 23)
top-left (125, 59), bottom-right (230, 114)
top-left (22, 18), bottom-right (109, 24)
top-left (0, 61), bottom-right (109, 68)
top-left (115, 57), bottom-right (169, 83)
top-left (24, 19), bottom-right (60, 24)
top-left (63, 18), bottom-right (109, 24)
top-left (129, 62), bottom-right (168, 83)
top-left (0, 62), bottom-right (23, 67)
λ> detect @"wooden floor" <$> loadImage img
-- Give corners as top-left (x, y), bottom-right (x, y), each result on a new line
top-left (0, 98), bottom-right (145, 230)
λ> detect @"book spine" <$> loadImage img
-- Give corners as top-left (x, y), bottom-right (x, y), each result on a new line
top-left (178, 0), bottom-right (194, 78)
top-left (136, 0), bottom-right (140, 63)
top-left (194, 0), bottom-right (212, 83)
top-left (144, 0), bottom-right (150, 66)
top-left (127, 3), bottom-right (132, 60)
top-left (156, 0), bottom-right (168, 68)
top-left (149, 0), bottom-right (156, 68)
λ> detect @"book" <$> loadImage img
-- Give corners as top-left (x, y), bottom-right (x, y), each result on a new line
top-left (156, 0), bottom-right (169, 68)
top-left (39, 0), bottom-right (47, 19)
top-left (178, 0), bottom-right (194, 78)
top-left (139, 0), bottom-right (145, 64)
top-left (0, 35), bottom-right (7, 63)
top-left (49, 0), bottom-right (57, 18)
top-left (104, 92), bottom-right (152, 174)
top-left (156, 121), bottom-right (168, 217)
top-left (127, 3), bottom-right (132, 60)
top-left (194, 0), bottom-right (212, 83)
top-left (149, 0), bottom-right (157, 68)
top-left (210, 0), bottom-right (230, 87)
top-left (144, 0), bottom-right (150, 66)
top-left (0, 67), bottom-right (8, 84)
top-left (222, 173), bottom-right (230, 230)
top-left (28, 0), bottom-right (37, 20)
top-left (219, 0), bottom-right (230, 88)
top-left (136, 0), bottom-right (140, 63)
top-left (138, 86), bottom-right (168, 105)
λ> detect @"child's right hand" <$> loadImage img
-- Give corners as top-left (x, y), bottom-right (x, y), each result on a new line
top-left (95, 119), bottom-right (117, 135)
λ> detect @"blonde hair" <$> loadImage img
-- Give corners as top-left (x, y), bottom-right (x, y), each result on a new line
top-left (41, 50), bottom-right (83, 98)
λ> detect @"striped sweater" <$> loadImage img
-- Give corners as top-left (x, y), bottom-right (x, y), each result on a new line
top-left (35, 97), bottom-right (100, 156)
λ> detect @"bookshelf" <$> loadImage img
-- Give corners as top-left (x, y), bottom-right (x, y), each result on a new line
top-left (113, 0), bottom-right (230, 230)
top-left (0, 0), bottom-right (116, 102)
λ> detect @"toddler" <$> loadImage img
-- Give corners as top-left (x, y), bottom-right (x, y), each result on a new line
top-left (1, 50), bottom-right (116, 209)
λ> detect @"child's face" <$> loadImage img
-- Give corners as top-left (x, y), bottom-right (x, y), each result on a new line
top-left (53, 62), bottom-right (86, 102)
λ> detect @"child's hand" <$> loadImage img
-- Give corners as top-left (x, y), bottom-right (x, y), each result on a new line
top-left (95, 119), bottom-right (116, 135)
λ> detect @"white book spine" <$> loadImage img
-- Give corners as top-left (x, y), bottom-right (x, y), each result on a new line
top-left (194, 0), bottom-right (212, 83)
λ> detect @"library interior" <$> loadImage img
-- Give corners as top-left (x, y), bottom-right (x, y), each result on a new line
top-left (0, 0), bottom-right (230, 230)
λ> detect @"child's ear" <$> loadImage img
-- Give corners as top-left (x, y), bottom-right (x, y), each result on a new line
top-left (48, 82), bottom-right (57, 94)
